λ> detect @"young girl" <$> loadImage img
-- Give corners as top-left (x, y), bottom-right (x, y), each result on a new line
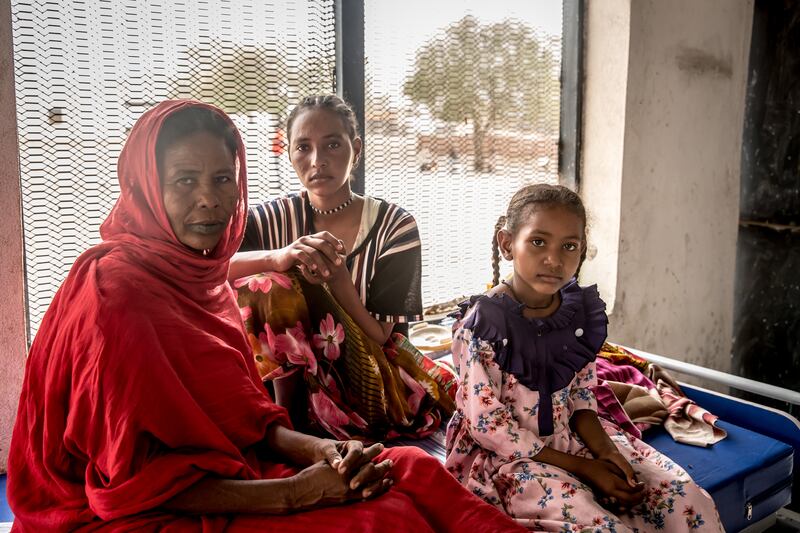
top-left (445, 184), bottom-right (723, 532)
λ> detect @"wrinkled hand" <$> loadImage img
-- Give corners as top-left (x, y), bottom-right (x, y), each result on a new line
top-left (317, 440), bottom-right (387, 484)
top-left (580, 457), bottom-right (645, 512)
top-left (315, 439), bottom-right (394, 495)
top-left (292, 459), bottom-right (393, 510)
top-left (275, 232), bottom-right (346, 278)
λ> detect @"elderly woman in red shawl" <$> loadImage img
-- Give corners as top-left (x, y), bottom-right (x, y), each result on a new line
top-left (6, 101), bottom-right (524, 533)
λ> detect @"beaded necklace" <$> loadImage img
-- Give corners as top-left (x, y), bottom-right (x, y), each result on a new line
top-left (309, 193), bottom-right (354, 215)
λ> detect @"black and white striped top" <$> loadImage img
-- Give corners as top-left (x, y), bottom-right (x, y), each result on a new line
top-left (240, 191), bottom-right (423, 329)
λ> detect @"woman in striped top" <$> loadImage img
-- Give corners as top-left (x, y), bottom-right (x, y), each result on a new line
top-left (230, 95), bottom-right (455, 441)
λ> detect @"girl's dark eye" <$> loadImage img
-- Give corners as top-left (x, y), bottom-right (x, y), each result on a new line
top-left (531, 239), bottom-right (545, 247)
top-left (564, 242), bottom-right (579, 251)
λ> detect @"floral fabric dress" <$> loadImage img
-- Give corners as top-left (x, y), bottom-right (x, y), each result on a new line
top-left (445, 281), bottom-right (724, 532)
top-left (235, 271), bottom-right (456, 442)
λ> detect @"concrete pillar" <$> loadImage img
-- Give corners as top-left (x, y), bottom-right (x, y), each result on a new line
top-left (581, 0), bottom-right (753, 372)
top-left (579, 0), bottom-right (630, 314)
top-left (0, 0), bottom-right (28, 472)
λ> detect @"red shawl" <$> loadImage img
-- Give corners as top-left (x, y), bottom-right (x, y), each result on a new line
top-left (7, 100), bottom-right (290, 531)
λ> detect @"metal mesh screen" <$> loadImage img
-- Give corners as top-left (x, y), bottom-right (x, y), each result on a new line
top-left (364, 1), bottom-right (563, 312)
top-left (11, 0), bottom-right (335, 337)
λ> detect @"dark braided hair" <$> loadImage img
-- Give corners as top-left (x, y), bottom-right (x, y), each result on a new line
top-left (491, 215), bottom-right (508, 289)
top-left (285, 94), bottom-right (361, 171)
top-left (490, 183), bottom-right (588, 287)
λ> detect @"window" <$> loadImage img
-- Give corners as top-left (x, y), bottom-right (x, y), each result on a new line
top-left (11, 0), bottom-right (336, 336)
top-left (12, 0), bottom-right (571, 337)
top-left (363, 0), bottom-right (565, 311)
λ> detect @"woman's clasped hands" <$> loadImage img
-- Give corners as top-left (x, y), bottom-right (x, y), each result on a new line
top-left (292, 439), bottom-right (394, 510)
top-left (274, 231), bottom-right (349, 287)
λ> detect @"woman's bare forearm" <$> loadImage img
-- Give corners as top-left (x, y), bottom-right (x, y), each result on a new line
top-left (328, 279), bottom-right (394, 345)
top-left (228, 250), bottom-right (285, 282)
top-left (162, 476), bottom-right (297, 514)
top-left (263, 423), bottom-right (325, 467)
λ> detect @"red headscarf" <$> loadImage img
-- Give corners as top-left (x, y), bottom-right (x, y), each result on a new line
top-left (8, 100), bottom-right (289, 531)
top-left (100, 99), bottom-right (249, 300)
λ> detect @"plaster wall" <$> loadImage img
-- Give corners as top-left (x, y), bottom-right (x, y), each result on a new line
top-left (582, 0), bottom-right (753, 371)
top-left (0, 0), bottom-right (28, 472)
top-left (579, 0), bottom-right (630, 313)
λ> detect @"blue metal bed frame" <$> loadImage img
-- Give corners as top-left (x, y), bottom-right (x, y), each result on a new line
top-left (620, 346), bottom-right (799, 532)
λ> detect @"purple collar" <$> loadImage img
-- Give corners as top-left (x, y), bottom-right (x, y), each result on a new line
top-left (454, 280), bottom-right (608, 435)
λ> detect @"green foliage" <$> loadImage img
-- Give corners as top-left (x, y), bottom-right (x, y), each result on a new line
top-left (404, 16), bottom-right (560, 171)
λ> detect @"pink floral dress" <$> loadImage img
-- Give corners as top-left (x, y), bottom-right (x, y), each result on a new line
top-left (235, 270), bottom-right (457, 442)
top-left (445, 282), bottom-right (723, 532)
